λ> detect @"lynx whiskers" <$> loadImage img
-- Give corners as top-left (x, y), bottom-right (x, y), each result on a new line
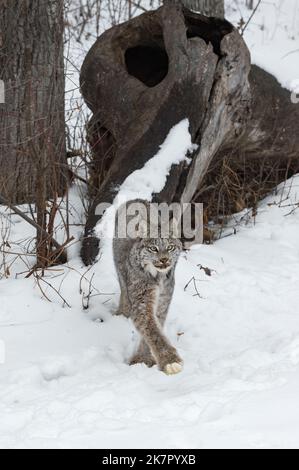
top-left (113, 199), bottom-right (183, 375)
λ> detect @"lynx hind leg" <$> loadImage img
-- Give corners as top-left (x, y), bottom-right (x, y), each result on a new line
top-left (115, 274), bottom-right (130, 317)
top-left (115, 290), bottom-right (130, 317)
top-left (130, 339), bottom-right (156, 368)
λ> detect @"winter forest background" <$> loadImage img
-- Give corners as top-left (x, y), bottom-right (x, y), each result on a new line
top-left (0, 0), bottom-right (299, 449)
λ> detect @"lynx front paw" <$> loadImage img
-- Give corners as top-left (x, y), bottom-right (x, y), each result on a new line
top-left (158, 348), bottom-right (183, 375)
top-left (164, 362), bottom-right (183, 375)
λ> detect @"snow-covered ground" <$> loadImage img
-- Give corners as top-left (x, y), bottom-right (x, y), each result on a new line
top-left (0, 0), bottom-right (299, 449)
top-left (1, 176), bottom-right (299, 449)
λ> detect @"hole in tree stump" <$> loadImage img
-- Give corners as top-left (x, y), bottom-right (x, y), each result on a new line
top-left (125, 45), bottom-right (169, 87)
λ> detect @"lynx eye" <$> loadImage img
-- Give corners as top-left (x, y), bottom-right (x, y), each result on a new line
top-left (148, 245), bottom-right (158, 253)
top-left (167, 244), bottom-right (175, 252)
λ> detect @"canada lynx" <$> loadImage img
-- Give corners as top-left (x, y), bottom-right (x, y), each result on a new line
top-left (113, 199), bottom-right (183, 375)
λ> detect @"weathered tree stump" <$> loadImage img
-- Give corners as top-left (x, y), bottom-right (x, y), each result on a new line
top-left (80, 2), bottom-right (299, 265)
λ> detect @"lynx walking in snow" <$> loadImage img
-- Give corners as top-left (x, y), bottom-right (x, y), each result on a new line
top-left (113, 199), bottom-right (183, 375)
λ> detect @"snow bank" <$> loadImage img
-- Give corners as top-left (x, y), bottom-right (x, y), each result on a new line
top-left (1, 175), bottom-right (299, 448)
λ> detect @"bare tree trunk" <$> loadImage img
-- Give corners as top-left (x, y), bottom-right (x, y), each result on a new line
top-left (0, 0), bottom-right (67, 204)
top-left (182, 0), bottom-right (224, 17)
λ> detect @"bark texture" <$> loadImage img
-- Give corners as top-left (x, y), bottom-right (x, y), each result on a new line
top-left (0, 0), bottom-right (67, 204)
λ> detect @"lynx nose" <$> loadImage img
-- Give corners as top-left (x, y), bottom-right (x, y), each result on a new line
top-left (160, 257), bottom-right (169, 265)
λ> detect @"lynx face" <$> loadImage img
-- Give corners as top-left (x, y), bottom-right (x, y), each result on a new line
top-left (139, 237), bottom-right (182, 274)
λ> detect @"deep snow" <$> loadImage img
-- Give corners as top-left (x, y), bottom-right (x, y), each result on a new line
top-left (1, 175), bottom-right (299, 448)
